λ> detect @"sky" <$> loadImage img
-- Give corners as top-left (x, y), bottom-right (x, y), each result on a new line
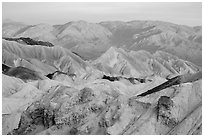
top-left (2, 2), bottom-right (202, 26)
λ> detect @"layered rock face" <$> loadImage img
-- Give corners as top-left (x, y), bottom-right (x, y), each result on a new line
top-left (2, 20), bottom-right (202, 135)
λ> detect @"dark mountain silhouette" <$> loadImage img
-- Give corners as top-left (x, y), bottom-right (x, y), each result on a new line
top-left (3, 37), bottom-right (54, 47)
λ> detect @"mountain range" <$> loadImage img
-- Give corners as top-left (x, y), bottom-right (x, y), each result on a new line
top-left (2, 19), bottom-right (202, 135)
top-left (3, 19), bottom-right (202, 66)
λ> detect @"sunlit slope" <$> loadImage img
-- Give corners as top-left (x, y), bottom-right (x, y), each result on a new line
top-left (93, 46), bottom-right (200, 79)
top-left (2, 40), bottom-right (90, 78)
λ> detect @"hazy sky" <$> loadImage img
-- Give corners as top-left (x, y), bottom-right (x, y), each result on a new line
top-left (2, 2), bottom-right (202, 26)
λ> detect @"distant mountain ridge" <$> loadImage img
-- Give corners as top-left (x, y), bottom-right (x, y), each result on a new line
top-left (2, 19), bottom-right (202, 66)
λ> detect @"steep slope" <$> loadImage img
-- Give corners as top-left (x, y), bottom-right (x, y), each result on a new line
top-left (93, 47), bottom-right (200, 79)
top-left (93, 47), bottom-right (153, 78)
top-left (153, 51), bottom-right (201, 75)
top-left (2, 40), bottom-right (101, 83)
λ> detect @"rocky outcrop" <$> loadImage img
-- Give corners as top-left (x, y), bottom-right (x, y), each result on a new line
top-left (135, 71), bottom-right (202, 97)
top-left (3, 73), bottom-right (201, 135)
